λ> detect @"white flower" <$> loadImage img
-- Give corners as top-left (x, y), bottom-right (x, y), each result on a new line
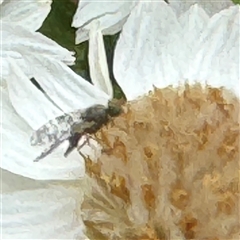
top-left (74, 1), bottom-right (240, 239)
top-left (1, 0), bottom-right (239, 239)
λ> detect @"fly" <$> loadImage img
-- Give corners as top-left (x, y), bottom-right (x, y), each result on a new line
top-left (31, 100), bottom-right (122, 162)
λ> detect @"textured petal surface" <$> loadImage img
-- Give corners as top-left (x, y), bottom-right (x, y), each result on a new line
top-left (6, 56), bottom-right (109, 131)
top-left (73, 0), bottom-right (136, 43)
top-left (1, 170), bottom-right (87, 239)
top-left (1, 5), bottom-right (110, 180)
top-left (2, 22), bottom-right (75, 67)
top-left (26, 55), bottom-right (110, 113)
top-left (74, 17), bottom-right (129, 44)
top-left (1, 88), bottom-right (89, 180)
top-left (89, 24), bottom-right (113, 97)
top-left (6, 59), bottom-right (63, 130)
top-left (2, 20), bottom-right (109, 130)
top-left (114, 2), bottom-right (183, 100)
top-left (184, 5), bottom-right (240, 98)
top-left (170, 0), bottom-right (233, 17)
top-left (1, 0), bottom-right (52, 31)
top-left (114, 3), bottom-right (239, 100)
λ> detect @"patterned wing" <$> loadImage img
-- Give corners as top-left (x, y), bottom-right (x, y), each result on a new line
top-left (33, 137), bottom-right (67, 162)
top-left (31, 110), bottom-right (83, 161)
top-left (30, 105), bottom-right (108, 161)
top-left (30, 111), bottom-right (83, 146)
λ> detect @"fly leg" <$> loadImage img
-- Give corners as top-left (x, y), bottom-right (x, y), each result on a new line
top-left (76, 137), bottom-right (89, 159)
top-left (77, 137), bottom-right (89, 151)
top-left (86, 133), bottom-right (105, 145)
top-left (64, 133), bottom-right (95, 158)
top-left (77, 134), bottom-right (102, 159)
top-left (84, 134), bottom-right (106, 150)
top-left (64, 134), bottom-right (102, 159)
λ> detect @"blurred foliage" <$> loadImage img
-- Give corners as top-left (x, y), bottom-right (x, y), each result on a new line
top-left (38, 0), bottom-right (124, 99)
top-left (232, 0), bottom-right (240, 4)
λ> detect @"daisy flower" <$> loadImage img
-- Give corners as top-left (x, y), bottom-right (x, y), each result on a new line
top-left (1, 0), bottom-right (239, 239)
top-left (73, 1), bottom-right (240, 239)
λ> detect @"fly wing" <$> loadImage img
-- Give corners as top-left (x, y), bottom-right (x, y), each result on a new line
top-left (30, 105), bottom-right (107, 146)
top-left (33, 137), bottom-right (67, 162)
top-left (30, 110), bottom-right (83, 147)
top-left (30, 110), bottom-right (84, 162)
top-left (30, 105), bottom-right (105, 162)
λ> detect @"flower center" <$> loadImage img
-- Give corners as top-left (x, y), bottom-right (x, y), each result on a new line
top-left (82, 84), bottom-right (239, 240)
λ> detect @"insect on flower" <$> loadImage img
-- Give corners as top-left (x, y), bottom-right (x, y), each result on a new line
top-left (31, 100), bottom-right (122, 162)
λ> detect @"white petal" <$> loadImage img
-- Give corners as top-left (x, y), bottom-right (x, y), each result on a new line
top-left (89, 23), bottom-right (113, 98)
top-left (7, 59), bottom-right (63, 130)
top-left (179, 4), bottom-right (210, 40)
top-left (0, 55), bottom-right (11, 77)
top-left (7, 56), bottom-right (109, 130)
top-left (75, 16), bottom-right (129, 44)
top-left (73, 0), bottom-right (135, 44)
top-left (170, 0), bottom-right (233, 17)
top-left (170, 4), bottom-right (210, 79)
top-left (1, 170), bottom-right (87, 239)
top-left (23, 55), bottom-right (110, 116)
top-left (114, 2), bottom-right (184, 100)
top-left (114, 3), bottom-right (239, 100)
top-left (184, 5), bottom-right (240, 98)
top-left (1, 51), bottom-right (32, 80)
top-left (74, 27), bottom-right (89, 44)
top-left (1, 87), bottom-right (87, 180)
top-left (1, 0), bottom-right (52, 32)
top-left (1, 22), bottom-right (75, 66)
